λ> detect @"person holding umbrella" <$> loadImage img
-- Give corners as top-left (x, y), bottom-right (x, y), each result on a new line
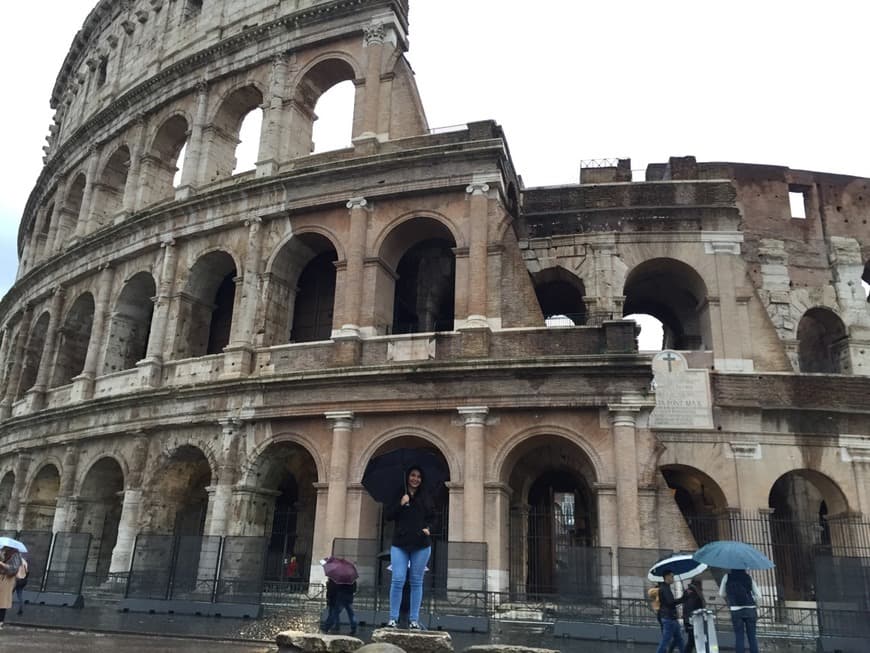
top-left (0, 538), bottom-right (24, 629)
top-left (719, 569), bottom-right (761, 653)
top-left (655, 569), bottom-right (687, 653)
top-left (319, 557), bottom-right (358, 635)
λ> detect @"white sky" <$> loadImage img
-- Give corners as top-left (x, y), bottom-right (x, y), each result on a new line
top-left (1, 0), bottom-right (869, 312)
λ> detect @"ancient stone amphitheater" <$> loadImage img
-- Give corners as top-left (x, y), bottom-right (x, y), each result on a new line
top-left (1, 0), bottom-right (869, 613)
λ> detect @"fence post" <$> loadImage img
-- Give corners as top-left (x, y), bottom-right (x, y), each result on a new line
top-left (124, 533), bottom-right (140, 599)
top-left (211, 535), bottom-right (225, 603)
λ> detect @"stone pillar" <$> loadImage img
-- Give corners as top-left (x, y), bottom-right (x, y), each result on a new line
top-left (0, 327), bottom-right (11, 395)
top-left (109, 433), bottom-right (149, 573)
top-left (177, 80), bottom-right (208, 198)
top-left (31, 206), bottom-right (49, 264)
top-left (52, 445), bottom-right (81, 533)
top-left (75, 147), bottom-right (101, 238)
top-left (594, 483), bottom-right (619, 598)
top-left (71, 265), bottom-right (115, 402)
top-left (309, 482), bottom-right (330, 584)
top-left (138, 238), bottom-right (177, 386)
top-left (0, 304), bottom-right (33, 419)
top-left (4, 453), bottom-right (32, 530)
top-left (223, 218), bottom-right (264, 377)
top-left (323, 411), bottom-right (354, 549)
top-left (122, 115), bottom-right (147, 215)
top-left (256, 55), bottom-right (287, 177)
top-left (45, 179), bottom-right (67, 255)
top-left (609, 405), bottom-right (640, 548)
top-left (353, 23), bottom-right (387, 149)
top-left (458, 406), bottom-right (488, 542)
top-left (27, 286), bottom-right (65, 410)
top-left (484, 482), bottom-right (511, 593)
top-left (465, 182), bottom-right (490, 328)
top-left (204, 418), bottom-right (241, 537)
top-left (339, 198), bottom-right (369, 335)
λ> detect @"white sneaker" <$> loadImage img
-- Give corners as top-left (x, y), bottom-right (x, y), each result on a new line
top-left (386, 619), bottom-right (398, 628)
top-left (409, 621), bottom-right (426, 631)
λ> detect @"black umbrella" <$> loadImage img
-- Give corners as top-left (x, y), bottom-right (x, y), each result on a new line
top-left (361, 448), bottom-right (448, 503)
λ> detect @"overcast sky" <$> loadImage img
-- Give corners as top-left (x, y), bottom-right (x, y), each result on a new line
top-left (1, 1), bottom-right (868, 302)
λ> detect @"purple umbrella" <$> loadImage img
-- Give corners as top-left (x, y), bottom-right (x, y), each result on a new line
top-left (321, 556), bottom-right (359, 584)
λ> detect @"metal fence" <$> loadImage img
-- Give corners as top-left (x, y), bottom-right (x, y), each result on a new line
top-left (43, 532), bottom-right (91, 594)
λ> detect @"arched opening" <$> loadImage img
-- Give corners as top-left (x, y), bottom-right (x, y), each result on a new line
top-left (145, 115), bottom-right (188, 203)
top-left (797, 308), bottom-right (848, 373)
top-left (504, 435), bottom-right (598, 599)
top-left (17, 311), bottom-right (50, 397)
top-left (247, 442), bottom-right (319, 583)
top-left (51, 293), bottom-right (95, 387)
top-left (532, 268), bottom-right (586, 326)
top-left (862, 261), bottom-right (869, 300)
top-left (624, 313), bottom-right (665, 351)
top-left (0, 472), bottom-right (14, 529)
top-left (93, 145), bottom-right (130, 226)
top-left (204, 85), bottom-right (264, 182)
top-left (266, 233), bottom-right (338, 345)
top-left (623, 258), bottom-right (710, 350)
top-left (232, 108), bottom-right (263, 174)
top-left (660, 465), bottom-right (729, 547)
top-left (769, 470), bottom-right (849, 601)
top-left (77, 457), bottom-right (124, 584)
top-left (38, 201), bottom-right (54, 258)
top-left (312, 80), bottom-right (354, 153)
top-left (288, 59), bottom-right (356, 159)
top-left (141, 446), bottom-right (211, 536)
top-left (23, 464), bottom-right (60, 531)
top-left (103, 272), bottom-right (157, 373)
top-left (65, 173), bottom-right (87, 235)
top-left (173, 251), bottom-right (237, 359)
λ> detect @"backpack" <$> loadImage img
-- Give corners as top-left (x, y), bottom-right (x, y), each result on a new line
top-left (647, 586), bottom-right (661, 612)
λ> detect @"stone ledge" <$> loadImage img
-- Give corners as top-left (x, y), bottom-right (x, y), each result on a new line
top-left (463, 646), bottom-right (560, 653)
top-left (276, 630), bottom-right (364, 652)
top-left (372, 628), bottom-right (453, 653)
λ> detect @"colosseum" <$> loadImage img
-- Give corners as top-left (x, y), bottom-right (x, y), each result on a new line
top-left (1, 0), bottom-right (869, 641)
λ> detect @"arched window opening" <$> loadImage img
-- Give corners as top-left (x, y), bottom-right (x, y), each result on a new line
top-left (103, 272), bottom-right (157, 373)
top-left (207, 86), bottom-right (263, 183)
top-left (51, 293), bottom-right (95, 387)
top-left (232, 108), bottom-right (263, 174)
top-left (66, 173), bottom-right (87, 232)
top-left (94, 146), bottom-right (130, 227)
top-left (141, 446), bottom-right (211, 536)
top-left (532, 268), bottom-right (586, 326)
top-left (289, 59), bottom-right (356, 159)
top-left (312, 80), bottom-right (354, 153)
top-left (291, 251), bottom-right (337, 343)
top-left (172, 143), bottom-right (187, 188)
top-left (97, 58), bottom-right (108, 87)
top-left (660, 466), bottom-right (728, 548)
top-left (623, 258), bottom-right (710, 351)
top-left (797, 308), bottom-right (847, 373)
top-left (861, 261), bottom-right (869, 300)
top-left (78, 458), bottom-right (124, 584)
top-left (0, 472), bottom-right (14, 529)
top-left (174, 251), bottom-right (237, 359)
top-left (147, 115), bottom-right (188, 202)
top-left (17, 312), bottom-right (50, 398)
top-left (624, 313), bottom-right (665, 351)
top-left (393, 239), bottom-right (455, 334)
top-left (40, 202), bottom-right (54, 239)
top-left (23, 464), bottom-right (60, 531)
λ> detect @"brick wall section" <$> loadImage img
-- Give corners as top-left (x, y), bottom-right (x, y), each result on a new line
top-left (712, 373), bottom-right (870, 412)
top-left (499, 229), bottom-right (545, 328)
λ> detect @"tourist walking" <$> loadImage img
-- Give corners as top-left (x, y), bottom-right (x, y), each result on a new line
top-left (321, 577), bottom-right (358, 635)
top-left (720, 569), bottom-right (761, 653)
top-left (0, 545), bottom-right (23, 629)
top-left (683, 578), bottom-right (705, 653)
top-left (655, 569), bottom-right (687, 653)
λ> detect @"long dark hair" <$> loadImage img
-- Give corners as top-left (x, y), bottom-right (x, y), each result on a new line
top-left (405, 466), bottom-right (433, 508)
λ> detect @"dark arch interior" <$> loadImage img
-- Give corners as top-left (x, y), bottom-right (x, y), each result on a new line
top-left (797, 308), bottom-right (847, 373)
top-left (290, 250), bottom-right (337, 342)
top-left (532, 268), bottom-right (586, 325)
top-left (392, 238), bottom-right (456, 334)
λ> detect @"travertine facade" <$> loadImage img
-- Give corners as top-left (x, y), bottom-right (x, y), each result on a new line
top-left (1, 0), bottom-right (869, 599)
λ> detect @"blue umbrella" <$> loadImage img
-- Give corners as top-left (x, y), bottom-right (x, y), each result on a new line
top-left (648, 554), bottom-right (708, 582)
top-left (693, 540), bottom-right (774, 570)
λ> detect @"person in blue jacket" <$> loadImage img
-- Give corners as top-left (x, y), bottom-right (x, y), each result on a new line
top-left (719, 569), bottom-right (761, 653)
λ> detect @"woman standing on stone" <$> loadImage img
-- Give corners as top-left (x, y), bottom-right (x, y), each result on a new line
top-left (384, 466), bottom-right (434, 630)
top-left (0, 545), bottom-right (22, 629)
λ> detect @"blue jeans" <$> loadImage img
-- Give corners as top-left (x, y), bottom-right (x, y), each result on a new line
top-left (322, 598), bottom-right (356, 633)
top-left (731, 607), bottom-right (759, 653)
top-left (389, 545), bottom-right (430, 622)
top-left (656, 617), bottom-right (686, 653)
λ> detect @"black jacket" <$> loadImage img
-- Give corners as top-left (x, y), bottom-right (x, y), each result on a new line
top-left (384, 491), bottom-right (434, 552)
top-left (657, 582), bottom-right (686, 620)
top-left (325, 579), bottom-right (356, 607)
top-left (683, 585), bottom-right (705, 627)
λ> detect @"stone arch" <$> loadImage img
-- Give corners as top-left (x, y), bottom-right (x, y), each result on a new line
top-left (768, 468), bottom-right (850, 600)
top-left (797, 307), bottom-right (848, 373)
top-left (22, 463), bottom-right (60, 531)
top-left (374, 215), bottom-right (458, 335)
top-left (264, 232), bottom-right (339, 345)
top-left (532, 266), bottom-right (587, 326)
top-left (76, 456), bottom-right (125, 583)
top-left (51, 291), bottom-right (95, 387)
top-left (143, 113), bottom-right (189, 204)
top-left (660, 464), bottom-right (729, 546)
top-left (493, 425), bottom-right (605, 485)
top-left (36, 199), bottom-right (55, 258)
top-left (497, 429), bottom-right (601, 597)
top-left (203, 83), bottom-right (265, 183)
top-left (172, 250), bottom-right (238, 359)
top-left (64, 172), bottom-right (87, 235)
top-left (286, 54), bottom-right (361, 159)
top-left (92, 144), bottom-right (130, 227)
top-left (352, 426), bottom-right (460, 485)
top-left (623, 257), bottom-right (711, 350)
top-left (241, 432), bottom-right (326, 486)
top-left (103, 271), bottom-right (156, 373)
top-left (17, 310), bottom-right (50, 397)
top-left (140, 444), bottom-right (212, 536)
top-left (862, 260), bottom-right (869, 300)
top-left (0, 471), bottom-right (14, 529)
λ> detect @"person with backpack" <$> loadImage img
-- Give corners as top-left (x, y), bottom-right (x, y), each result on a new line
top-left (655, 570), bottom-right (688, 653)
top-left (14, 556), bottom-right (28, 615)
top-left (683, 578), bottom-right (705, 653)
top-left (719, 569), bottom-right (761, 653)
top-left (0, 546), bottom-right (22, 629)
top-left (320, 578), bottom-right (357, 635)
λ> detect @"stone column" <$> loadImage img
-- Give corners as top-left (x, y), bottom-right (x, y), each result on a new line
top-left (177, 80), bottom-right (209, 198)
top-left (223, 218), bottom-right (264, 377)
top-left (609, 405), bottom-right (641, 547)
top-left (204, 418), bottom-right (241, 537)
top-left (458, 406), bottom-right (488, 542)
top-left (0, 327), bottom-right (11, 396)
top-left (256, 55), bottom-right (287, 177)
top-left (45, 179), bottom-right (67, 255)
top-left (109, 432), bottom-right (149, 573)
top-left (465, 182), bottom-right (490, 328)
top-left (52, 445), bottom-right (81, 533)
top-left (483, 482), bottom-right (511, 593)
top-left (323, 411), bottom-right (354, 549)
top-left (353, 23), bottom-right (387, 149)
top-left (138, 238), bottom-right (177, 386)
top-left (31, 206), bottom-right (49, 264)
top-left (594, 482), bottom-right (619, 598)
top-left (75, 147), bottom-right (101, 238)
top-left (5, 453), bottom-right (32, 530)
top-left (26, 286), bottom-right (65, 410)
top-left (122, 115), bottom-right (147, 215)
top-left (0, 304), bottom-right (33, 419)
top-left (339, 198), bottom-right (369, 336)
top-left (71, 265), bottom-right (115, 402)
top-left (309, 482), bottom-right (330, 583)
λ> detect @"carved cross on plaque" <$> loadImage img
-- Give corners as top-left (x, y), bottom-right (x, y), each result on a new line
top-left (661, 351), bottom-right (678, 372)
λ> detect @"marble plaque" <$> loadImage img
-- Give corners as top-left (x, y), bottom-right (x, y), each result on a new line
top-left (650, 350), bottom-right (714, 429)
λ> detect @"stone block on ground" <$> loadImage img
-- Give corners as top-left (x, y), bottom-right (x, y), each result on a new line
top-left (371, 628), bottom-right (453, 653)
top-left (276, 630), bottom-right (364, 652)
top-left (463, 646), bottom-right (560, 653)
top-left (356, 644), bottom-right (408, 653)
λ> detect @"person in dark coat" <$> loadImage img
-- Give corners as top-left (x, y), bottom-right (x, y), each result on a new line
top-left (320, 578), bottom-right (357, 635)
top-left (683, 578), bottom-right (705, 653)
top-left (655, 570), bottom-right (687, 653)
top-left (384, 466), bottom-right (434, 630)
top-left (719, 569), bottom-right (761, 653)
